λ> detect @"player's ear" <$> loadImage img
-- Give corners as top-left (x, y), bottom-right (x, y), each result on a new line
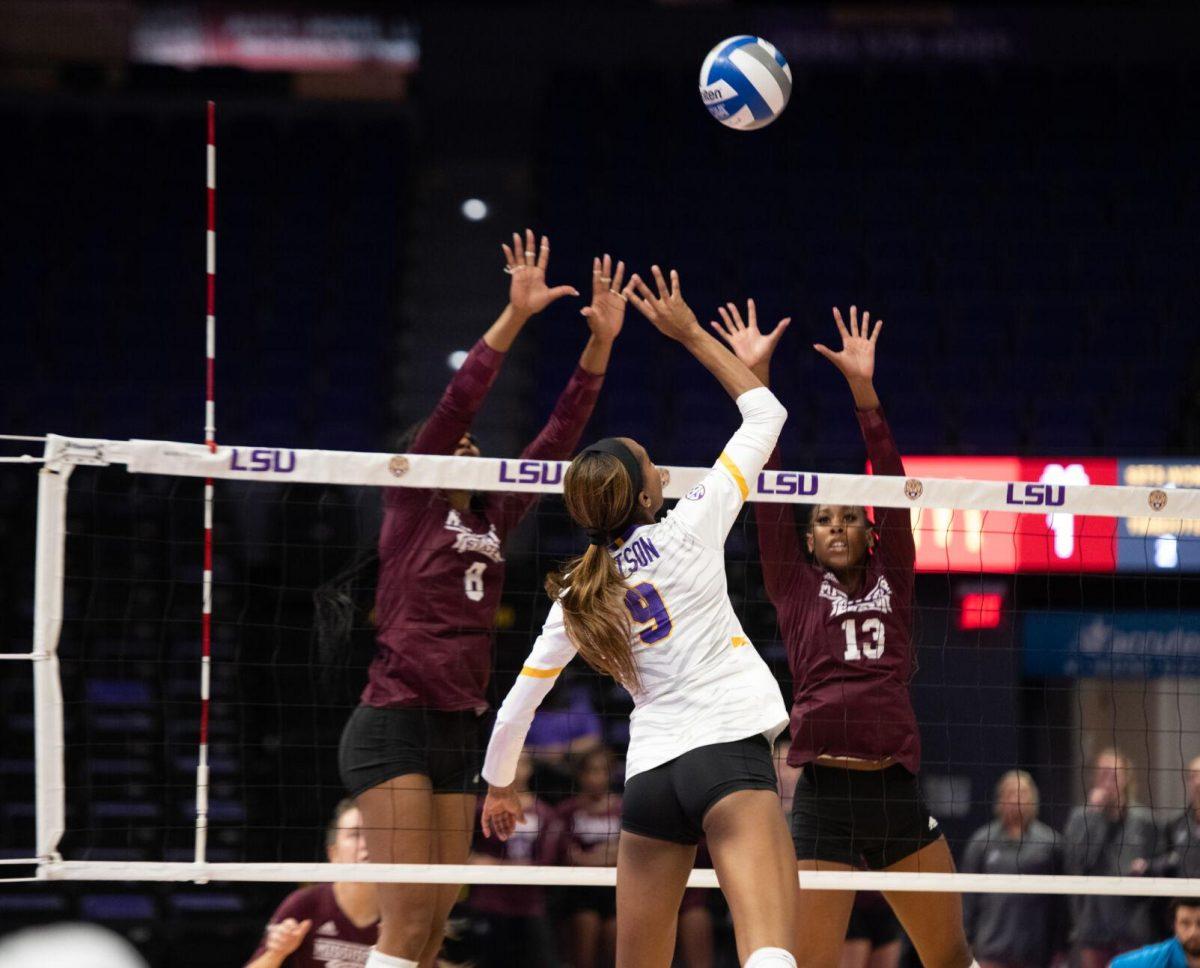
top-left (638, 489), bottom-right (652, 509)
top-left (866, 528), bottom-right (876, 550)
top-left (805, 530), bottom-right (815, 555)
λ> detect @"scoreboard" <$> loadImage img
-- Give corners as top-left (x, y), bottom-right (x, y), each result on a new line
top-left (867, 457), bottom-right (1200, 573)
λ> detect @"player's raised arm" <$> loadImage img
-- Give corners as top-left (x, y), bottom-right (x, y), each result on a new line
top-left (712, 298), bottom-right (805, 601)
top-left (576, 253), bottom-right (627, 376)
top-left (627, 266), bottom-right (763, 401)
top-left (629, 268), bottom-right (787, 548)
top-left (813, 305), bottom-right (882, 413)
top-left (816, 306), bottom-right (915, 572)
top-left (488, 229), bottom-right (580, 351)
top-left (405, 230), bottom-right (579, 459)
top-left (488, 254), bottom-right (627, 536)
top-left (710, 298), bottom-right (791, 389)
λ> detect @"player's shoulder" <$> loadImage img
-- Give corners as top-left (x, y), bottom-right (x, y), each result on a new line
top-left (271, 882), bottom-right (331, 920)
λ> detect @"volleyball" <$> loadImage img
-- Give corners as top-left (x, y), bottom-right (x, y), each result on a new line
top-left (699, 35), bottom-right (792, 130)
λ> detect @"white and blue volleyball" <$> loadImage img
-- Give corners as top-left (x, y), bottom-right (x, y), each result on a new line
top-left (699, 35), bottom-right (792, 131)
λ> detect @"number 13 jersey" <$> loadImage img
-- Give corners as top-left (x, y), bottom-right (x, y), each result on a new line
top-left (756, 405), bottom-right (920, 773)
top-left (483, 387), bottom-right (790, 787)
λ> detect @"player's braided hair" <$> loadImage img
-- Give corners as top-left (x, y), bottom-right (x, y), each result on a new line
top-left (546, 452), bottom-right (640, 691)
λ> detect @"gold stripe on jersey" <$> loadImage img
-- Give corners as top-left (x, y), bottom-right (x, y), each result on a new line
top-left (731, 636), bottom-right (750, 648)
top-left (718, 451), bottom-right (749, 500)
top-left (520, 665), bottom-right (563, 679)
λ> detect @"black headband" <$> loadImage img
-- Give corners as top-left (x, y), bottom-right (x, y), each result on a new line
top-left (579, 438), bottom-right (644, 546)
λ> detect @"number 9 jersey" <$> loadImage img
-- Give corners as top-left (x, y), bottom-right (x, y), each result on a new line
top-left (483, 387), bottom-right (790, 787)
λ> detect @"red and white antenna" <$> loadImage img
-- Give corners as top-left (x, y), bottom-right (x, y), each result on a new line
top-left (195, 99), bottom-right (217, 866)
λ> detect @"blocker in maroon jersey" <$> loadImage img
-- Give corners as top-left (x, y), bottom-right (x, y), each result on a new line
top-left (367, 337), bottom-right (602, 713)
top-left (714, 302), bottom-right (973, 967)
top-left (760, 405), bottom-right (919, 774)
top-left (338, 235), bottom-right (626, 968)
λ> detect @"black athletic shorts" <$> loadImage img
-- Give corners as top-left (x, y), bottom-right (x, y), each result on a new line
top-left (790, 763), bottom-right (941, 869)
top-left (845, 892), bottom-right (902, 946)
top-left (622, 734), bottom-right (778, 845)
top-left (338, 704), bottom-right (483, 797)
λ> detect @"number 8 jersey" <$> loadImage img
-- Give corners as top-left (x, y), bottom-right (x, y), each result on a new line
top-left (483, 387), bottom-right (790, 787)
top-left (368, 339), bottom-right (604, 714)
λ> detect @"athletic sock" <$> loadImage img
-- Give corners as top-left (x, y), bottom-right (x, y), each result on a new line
top-left (365, 950), bottom-right (419, 968)
top-left (744, 946), bottom-right (797, 968)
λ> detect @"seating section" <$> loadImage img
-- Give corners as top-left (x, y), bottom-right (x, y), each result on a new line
top-left (0, 101), bottom-right (404, 452)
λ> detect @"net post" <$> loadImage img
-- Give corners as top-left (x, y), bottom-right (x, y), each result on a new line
top-left (33, 460), bottom-right (71, 866)
top-left (194, 98), bottom-right (217, 880)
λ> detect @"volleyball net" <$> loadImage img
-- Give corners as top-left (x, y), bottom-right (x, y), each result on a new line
top-left (4, 432), bottom-right (1200, 897)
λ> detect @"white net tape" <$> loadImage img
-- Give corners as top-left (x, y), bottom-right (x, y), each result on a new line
top-left (34, 862), bottom-right (1200, 897)
top-left (48, 434), bottom-right (1200, 518)
top-left (12, 435), bottom-right (1200, 894)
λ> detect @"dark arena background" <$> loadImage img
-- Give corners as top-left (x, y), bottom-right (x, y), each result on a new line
top-left (2, 3), bottom-right (1200, 967)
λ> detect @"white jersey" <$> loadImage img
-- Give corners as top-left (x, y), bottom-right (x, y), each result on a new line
top-left (483, 386), bottom-right (789, 786)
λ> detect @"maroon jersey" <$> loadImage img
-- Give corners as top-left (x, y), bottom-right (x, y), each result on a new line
top-left (557, 795), bottom-right (623, 861)
top-left (245, 882), bottom-right (378, 968)
top-left (469, 797), bottom-right (561, 917)
top-left (366, 339), bottom-right (603, 711)
top-left (756, 406), bottom-right (920, 772)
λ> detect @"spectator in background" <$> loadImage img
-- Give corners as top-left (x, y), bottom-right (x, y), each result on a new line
top-left (1064, 748), bottom-right (1159, 968)
top-left (245, 799), bottom-right (378, 968)
top-left (1154, 755), bottom-right (1200, 879)
top-left (467, 752), bottom-right (561, 968)
top-left (1109, 898), bottom-right (1200, 968)
top-left (556, 746), bottom-right (621, 968)
top-left (960, 770), bottom-right (1064, 968)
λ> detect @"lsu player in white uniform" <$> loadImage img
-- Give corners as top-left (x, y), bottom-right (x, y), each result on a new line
top-left (482, 267), bottom-right (798, 968)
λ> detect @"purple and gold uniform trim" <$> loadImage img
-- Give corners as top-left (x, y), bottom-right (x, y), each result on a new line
top-left (519, 665), bottom-right (563, 679)
top-left (718, 451), bottom-right (749, 500)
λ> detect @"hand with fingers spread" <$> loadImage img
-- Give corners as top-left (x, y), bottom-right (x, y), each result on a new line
top-left (815, 305), bottom-right (883, 410)
top-left (481, 783), bottom-right (526, 842)
top-left (501, 229), bottom-right (580, 319)
top-left (626, 265), bottom-right (703, 344)
top-left (580, 253), bottom-right (628, 344)
top-left (628, 265), bottom-right (764, 401)
top-left (710, 299), bottom-right (791, 386)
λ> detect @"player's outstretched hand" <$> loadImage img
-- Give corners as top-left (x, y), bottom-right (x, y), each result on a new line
top-left (711, 298), bottom-right (791, 381)
top-left (501, 229), bottom-right (579, 317)
top-left (265, 918), bottom-right (312, 957)
top-left (813, 305), bottom-right (882, 384)
top-left (481, 783), bottom-right (526, 841)
top-left (581, 253), bottom-right (628, 343)
top-left (627, 266), bottom-right (702, 343)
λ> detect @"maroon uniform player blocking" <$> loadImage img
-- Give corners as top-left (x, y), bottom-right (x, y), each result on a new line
top-left (367, 338), bottom-right (602, 712)
top-left (757, 406), bottom-right (918, 772)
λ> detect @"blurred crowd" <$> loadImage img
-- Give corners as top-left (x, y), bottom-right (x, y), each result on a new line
top-left (244, 689), bottom-right (1200, 968)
